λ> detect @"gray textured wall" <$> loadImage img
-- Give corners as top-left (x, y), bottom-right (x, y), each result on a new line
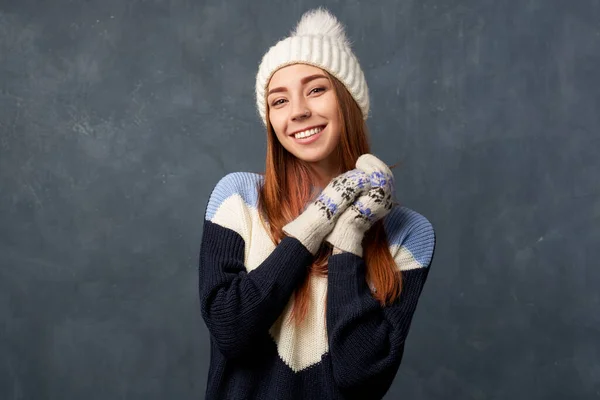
top-left (1, 0), bottom-right (599, 399)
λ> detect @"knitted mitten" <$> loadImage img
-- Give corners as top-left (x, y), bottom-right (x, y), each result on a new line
top-left (324, 154), bottom-right (395, 257)
top-left (283, 169), bottom-right (370, 255)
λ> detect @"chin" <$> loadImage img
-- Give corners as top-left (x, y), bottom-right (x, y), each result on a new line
top-left (293, 149), bottom-right (334, 164)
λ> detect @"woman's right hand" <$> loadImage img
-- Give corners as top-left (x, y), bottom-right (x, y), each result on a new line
top-left (282, 168), bottom-right (371, 255)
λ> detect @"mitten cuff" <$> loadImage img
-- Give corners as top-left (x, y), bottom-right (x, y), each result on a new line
top-left (283, 204), bottom-right (334, 255)
top-left (323, 216), bottom-right (366, 257)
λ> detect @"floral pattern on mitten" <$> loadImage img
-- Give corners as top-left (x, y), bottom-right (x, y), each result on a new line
top-left (323, 154), bottom-right (397, 257)
top-left (352, 170), bottom-right (395, 224)
top-left (314, 169), bottom-right (370, 221)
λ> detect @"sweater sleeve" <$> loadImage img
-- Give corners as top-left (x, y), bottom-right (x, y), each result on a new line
top-left (325, 207), bottom-right (436, 397)
top-left (198, 173), bottom-right (313, 359)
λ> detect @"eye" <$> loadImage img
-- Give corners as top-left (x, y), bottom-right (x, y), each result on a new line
top-left (271, 98), bottom-right (287, 106)
top-left (309, 87), bottom-right (326, 95)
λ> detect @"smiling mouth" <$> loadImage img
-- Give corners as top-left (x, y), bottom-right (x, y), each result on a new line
top-left (291, 125), bottom-right (326, 139)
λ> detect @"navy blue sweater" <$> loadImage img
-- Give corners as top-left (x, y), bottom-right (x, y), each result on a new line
top-left (199, 172), bottom-right (436, 399)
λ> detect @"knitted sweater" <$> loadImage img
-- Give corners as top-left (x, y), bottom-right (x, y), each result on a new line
top-left (199, 172), bottom-right (436, 400)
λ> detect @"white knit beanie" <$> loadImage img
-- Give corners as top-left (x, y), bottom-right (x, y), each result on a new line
top-left (255, 7), bottom-right (370, 126)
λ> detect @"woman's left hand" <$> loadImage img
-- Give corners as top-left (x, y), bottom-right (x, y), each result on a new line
top-left (325, 153), bottom-right (396, 257)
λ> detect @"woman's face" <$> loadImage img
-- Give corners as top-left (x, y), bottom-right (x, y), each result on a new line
top-left (267, 64), bottom-right (342, 170)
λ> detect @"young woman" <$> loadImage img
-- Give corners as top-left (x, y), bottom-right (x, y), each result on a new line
top-left (199, 8), bottom-right (436, 400)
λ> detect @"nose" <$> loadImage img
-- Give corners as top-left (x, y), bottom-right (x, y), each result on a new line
top-left (290, 99), bottom-right (311, 121)
top-left (292, 109), bottom-right (310, 121)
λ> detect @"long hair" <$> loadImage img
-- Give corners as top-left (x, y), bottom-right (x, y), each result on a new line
top-left (256, 70), bottom-right (402, 324)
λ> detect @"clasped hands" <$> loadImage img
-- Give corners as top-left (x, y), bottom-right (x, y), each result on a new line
top-left (282, 153), bottom-right (396, 258)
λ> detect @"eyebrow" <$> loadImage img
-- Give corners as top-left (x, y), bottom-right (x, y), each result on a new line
top-left (267, 74), bottom-right (329, 96)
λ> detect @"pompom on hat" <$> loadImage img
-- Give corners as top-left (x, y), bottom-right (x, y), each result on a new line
top-left (255, 7), bottom-right (369, 125)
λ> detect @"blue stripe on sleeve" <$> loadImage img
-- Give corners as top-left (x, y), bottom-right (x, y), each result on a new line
top-left (384, 206), bottom-right (435, 268)
top-left (205, 172), bottom-right (263, 221)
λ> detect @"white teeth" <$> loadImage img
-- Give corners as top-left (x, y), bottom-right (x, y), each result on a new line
top-left (294, 126), bottom-right (323, 139)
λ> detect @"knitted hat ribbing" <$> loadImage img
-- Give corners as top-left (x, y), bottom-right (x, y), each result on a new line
top-left (255, 8), bottom-right (369, 126)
